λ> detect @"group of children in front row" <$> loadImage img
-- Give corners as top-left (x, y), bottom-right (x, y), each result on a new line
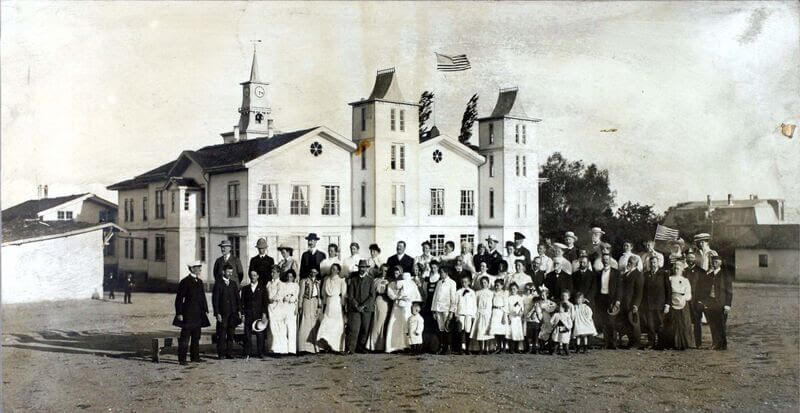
top-left (405, 274), bottom-right (596, 356)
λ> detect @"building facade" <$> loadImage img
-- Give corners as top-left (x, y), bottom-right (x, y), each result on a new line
top-left (109, 53), bottom-right (541, 286)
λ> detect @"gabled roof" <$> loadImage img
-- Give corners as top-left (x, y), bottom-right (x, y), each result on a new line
top-left (420, 125), bottom-right (480, 153)
top-left (673, 198), bottom-right (782, 210)
top-left (420, 132), bottom-right (486, 165)
top-left (3, 194), bottom-right (87, 222)
top-left (2, 221), bottom-right (126, 245)
top-left (734, 225), bottom-right (800, 250)
top-left (479, 87), bottom-right (541, 122)
top-left (107, 160), bottom-right (177, 190)
top-left (349, 68), bottom-right (418, 107)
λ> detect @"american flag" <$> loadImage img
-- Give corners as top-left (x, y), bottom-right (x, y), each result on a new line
top-left (436, 53), bottom-right (471, 72)
top-left (654, 224), bottom-right (680, 241)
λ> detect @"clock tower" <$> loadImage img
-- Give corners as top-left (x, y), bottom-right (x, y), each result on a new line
top-left (223, 50), bottom-right (272, 142)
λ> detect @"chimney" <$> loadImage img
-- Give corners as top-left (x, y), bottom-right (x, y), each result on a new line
top-left (44, 185), bottom-right (48, 198)
top-left (706, 194), bottom-right (712, 219)
top-left (267, 119), bottom-right (274, 138)
top-left (37, 185), bottom-right (42, 200)
top-left (233, 125), bottom-right (240, 142)
top-left (727, 193), bottom-right (733, 205)
top-left (753, 194), bottom-right (758, 200)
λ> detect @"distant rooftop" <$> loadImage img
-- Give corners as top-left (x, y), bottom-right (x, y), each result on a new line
top-left (480, 87), bottom-right (541, 122)
top-left (2, 194), bottom-right (92, 222)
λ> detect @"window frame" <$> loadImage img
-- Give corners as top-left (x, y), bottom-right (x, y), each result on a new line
top-left (390, 108), bottom-right (396, 131)
top-left (758, 254), bottom-right (768, 268)
top-left (321, 185), bottom-right (340, 216)
top-left (430, 188), bottom-right (445, 216)
top-left (429, 234), bottom-right (446, 256)
top-left (227, 182), bottom-right (240, 217)
top-left (399, 109), bottom-right (405, 131)
top-left (142, 196), bottom-right (148, 221)
top-left (489, 188), bottom-right (495, 218)
top-left (155, 235), bottom-right (166, 261)
top-left (290, 184), bottom-right (310, 216)
top-left (460, 189), bottom-right (475, 216)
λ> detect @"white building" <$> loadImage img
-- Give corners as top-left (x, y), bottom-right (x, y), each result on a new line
top-left (108, 53), bottom-right (540, 286)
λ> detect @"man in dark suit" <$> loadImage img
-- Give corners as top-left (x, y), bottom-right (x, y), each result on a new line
top-left (683, 249), bottom-right (707, 348)
top-left (512, 232), bottom-right (532, 271)
top-left (212, 264), bottom-right (241, 359)
top-left (696, 255), bottom-right (733, 350)
top-left (544, 260), bottom-right (573, 301)
top-left (175, 261), bottom-right (210, 365)
top-left (299, 233), bottom-right (326, 279)
top-left (529, 256), bottom-right (546, 288)
top-left (640, 255), bottom-right (669, 349)
top-left (453, 256), bottom-right (474, 284)
top-left (249, 238), bottom-right (275, 282)
top-left (386, 241), bottom-right (415, 274)
top-left (614, 255), bottom-right (644, 349)
top-left (563, 231), bottom-right (579, 263)
top-left (240, 269), bottom-right (268, 358)
top-left (345, 260), bottom-right (376, 353)
top-left (572, 252), bottom-right (597, 305)
top-left (214, 240), bottom-right (244, 285)
top-left (484, 235), bottom-right (504, 275)
top-left (596, 252), bottom-right (620, 349)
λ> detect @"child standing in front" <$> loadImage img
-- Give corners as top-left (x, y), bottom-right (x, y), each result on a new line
top-left (406, 302), bottom-right (424, 354)
top-left (537, 286), bottom-right (557, 354)
top-left (506, 283), bottom-right (525, 353)
top-left (488, 279), bottom-right (509, 354)
top-left (472, 276), bottom-right (494, 355)
top-left (455, 275), bottom-right (477, 355)
top-left (550, 302), bottom-right (574, 356)
top-left (524, 284), bottom-right (542, 353)
top-left (572, 291), bottom-right (597, 353)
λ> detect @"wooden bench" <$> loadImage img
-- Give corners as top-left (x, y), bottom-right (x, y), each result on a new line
top-left (151, 332), bottom-right (247, 362)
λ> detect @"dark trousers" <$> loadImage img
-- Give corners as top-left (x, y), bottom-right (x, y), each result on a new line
top-left (616, 310), bottom-right (641, 347)
top-left (641, 309), bottom-right (664, 348)
top-left (346, 311), bottom-right (373, 352)
top-left (596, 294), bottom-right (617, 348)
top-left (178, 327), bottom-right (202, 362)
top-left (690, 301), bottom-right (704, 347)
top-left (216, 317), bottom-right (236, 357)
top-left (705, 304), bottom-right (728, 350)
top-left (243, 316), bottom-right (265, 356)
top-left (124, 291), bottom-right (132, 303)
top-left (108, 287), bottom-right (115, 299)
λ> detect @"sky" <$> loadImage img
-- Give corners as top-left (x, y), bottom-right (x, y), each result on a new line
top-left (2, 1), bottom-right (799, 220)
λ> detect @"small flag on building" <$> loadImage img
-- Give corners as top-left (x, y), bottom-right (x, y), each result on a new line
top-left (436, 53), bottom-right (471, 72)
top-left (780, 123), bottom-right (796, 139)
top-left (654, 224), bottom-right (680, 241)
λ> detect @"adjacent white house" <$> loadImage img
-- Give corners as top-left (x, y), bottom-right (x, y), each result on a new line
top-left (734, 224), bottom-right (800, 284)
top-left (108, 52), bottom-right (541, 287)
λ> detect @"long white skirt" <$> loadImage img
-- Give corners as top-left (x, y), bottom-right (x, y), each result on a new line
top-left (316, 295), bottom-right (346, 352)
top-left (384, 303), bottom-right (412, 353)
top-left (268, 304), bottom-right (297, 354)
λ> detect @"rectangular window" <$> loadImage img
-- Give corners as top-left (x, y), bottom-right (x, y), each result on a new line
top-left (460, 190), bottom-right (475, 216)
top-left (390, 108), bottom-right (396, 131)
top-left (489, 155), bottom-right (495, 177)
top-left (758, 254), bottom-right (768, 268)
top-left (227, 182), bottom-right (240, 217)
top-left (58, 211), bottom-right (65, 220)
top-left (524, 191), bottom-right (528, 217)
top-left (142, 196), bottom-right (148, 221)
top-left (199, 236), bottom-right (206, 262)
top-left (99, 210), bottom-right (106, 223)
top-left (361, 149), bottom-right (366, 170)
top-left (523, 155), bottom-right (527, 177)
top-left (399, 145), bottom-right (405, 170)
top-left (390, 144), bottom-right (406, 171)
top-left (429, 234), bottom-right (445, 256)
top-left (155, 190), bottom-right (165, 219)
top-left (142, 238), bottom-right (148, 260)
top-left (522, 124), bottom-right (527, 144)
top-left (65, 211), bottom-right (72, 220)
top-left (184, 193), bottom-right (190, 211)
top-left (322, 185), bottom-right (340, 216)
top-left (129, 238), bottom-right (135, 259)
top-left (290, 185), bottom-right (310, 215)
top-left (392, 184), bottom-right (405, 216)
top-left (391, 145), bottom-right (396, 169)
top-left (460, 234), bottom-right (475, 248)
top-left (104, 235), bottom-right (115, 257)
top-left (128, 200), bottom-right (133, 221)
top-left (123, 239), bottom-right (129, 258)
top-left (516, 155), bottom-right (520, 176)
top-left (399, 110), bottom-right (405, 131)
top-left (155, 235), bottom-right (165, 261)
top-left (122, 200), bottom-right (128, 222)
top-left (360, 183), bottom-right (366, 218)
top-left (489, 123), bottom-right (494, 144)
top-left (517, 191), bottom-right (521, 218)
top-left (258, 184), bottom-right (278, 215)
top-left (430, 188), bottom-right (445, 216)
top-left (361, 107), bottom-right (366, 132)
top-left (171, 192), bottom-right (176, 213)
top-left (515, 124), bottom-right (519, 143)
top-left (489, 188), bottom-right (495, 218)
top-left (199, 188), bottom-right (206, 217)
top-left (228, 236), bottom-right (241, 259)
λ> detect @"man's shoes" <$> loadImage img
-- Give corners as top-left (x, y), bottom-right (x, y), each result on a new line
top-left (179, 360), bottom-right (188, 365)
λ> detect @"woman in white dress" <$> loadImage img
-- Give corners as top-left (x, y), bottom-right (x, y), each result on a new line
top-left (319, 244), bottom-right (342, 277)
top-left (460, 241), bottom-right (475, 274)
top-left (551, 243), bottom-right (573, 274)
top-left (267, 267), bottom-right (290, 354)
top-left (283, 270), bottom-right (299, 354)
top-left (367, 264), bottom-right (392, 351)
top-left (384, 268), bottom-right (422, 353)
top-left (276, 244), bottom-right (300, 278)
top-left (296, 269), bottom-right (322, 354)
top-left (316, 263), bottom-right (348, 352)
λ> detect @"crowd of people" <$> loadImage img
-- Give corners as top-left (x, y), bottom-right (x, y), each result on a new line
top-left (172, 229), bottom-right (734, 365)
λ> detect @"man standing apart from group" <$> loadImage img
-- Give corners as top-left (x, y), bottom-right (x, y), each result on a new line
top-left (175, 261), bottom-right (210, 365)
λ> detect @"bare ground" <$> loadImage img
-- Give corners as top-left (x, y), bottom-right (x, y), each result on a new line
top-left (2, 284), bottom-right (799, 412)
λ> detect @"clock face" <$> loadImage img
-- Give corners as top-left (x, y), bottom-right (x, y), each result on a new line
top-left (254, 86), bottom-right (265, 98)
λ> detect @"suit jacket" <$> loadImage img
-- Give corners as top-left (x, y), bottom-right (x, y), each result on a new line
top-left (641, 269), bottom-right (670, 311)
top-left (300, 249), bottom-right (327, 279)
top-left (240, 281), bottom-right (268, 319)
top-left (212, 279), bottom-right (240, 320)
top-left (596, 267), bottom-right (620, 300)
top-left (544, 270), bottom-right (574, 301)
top-left (248, 254), bottom-right (275, 281)
top-left (213, 254), bottom-right (244, 285)
top-left (485, 249), bottom-right (504, 275)
top-left (346, 274), bottom-right (376, 313)
top-left (683, 264), bottom-right (705, 301)
top-left (531, 270), bottom-right (546, 289)
top-left (175, 275), bottom-right (210, 329)
top-left (695, 268), bottom-right (733, 308)
top-left (563, 247), bottom-right (579, 264)
top-left (617, 269), bottom-right (644, 311)
top-left (386, 254), bottom-right (415, 274)
top-left (572, 268), bottom-right (597, 303)
top-left (513, 246), bottom-right (532, 271)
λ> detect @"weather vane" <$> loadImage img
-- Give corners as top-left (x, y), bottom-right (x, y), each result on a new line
top-left (251, 39), bottom-right (262, 53)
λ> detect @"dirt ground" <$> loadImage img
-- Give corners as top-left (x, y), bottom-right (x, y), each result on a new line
top-left (2, 284), bottom-right (798, 412)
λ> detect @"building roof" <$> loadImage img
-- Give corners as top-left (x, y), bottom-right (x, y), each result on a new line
top-left (479, 87), bottom-right (541, 122)
top-left (673, 198), bottom-right (781, 210)
top-left (2, 194), bottom-right (88, 222)
top-left (248, 50), bottom-right (262, 84)
top-left (2, 220), bottom-right (125, 244)
top-left (368, 68), bottom-right (404, 101)
top-left (108, 127), bottom-right (317, 190)
top-left (734, 225), bottom-right (800, 250)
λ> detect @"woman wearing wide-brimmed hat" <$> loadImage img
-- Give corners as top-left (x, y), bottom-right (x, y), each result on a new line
top-left (276, 243), bottom-right (299, 277)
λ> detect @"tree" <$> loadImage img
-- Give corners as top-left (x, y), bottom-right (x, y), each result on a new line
top-left (606, 201), bottom-right (664, 252)
top-left (458, 93), bottom-right (478, 144)
top-left (418, 91), bottom-right (434, 140)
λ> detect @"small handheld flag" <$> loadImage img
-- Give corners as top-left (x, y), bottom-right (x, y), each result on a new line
top-left (654, 224), bottom-right (679, 241)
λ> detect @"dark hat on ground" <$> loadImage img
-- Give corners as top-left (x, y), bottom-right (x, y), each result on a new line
top-left (514, 232), bottom-right (526, 240)
top-left (357, 259), bottom-right (370, 268)
top-left (305, 233), bottom-right (320, 241)
top-left (256, 238), bottom-right (268, 248)
top-left (218, 240), bottom-right (232, 248)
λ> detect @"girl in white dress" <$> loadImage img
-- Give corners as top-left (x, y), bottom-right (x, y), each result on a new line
top-left (472, 276), bottom-right (494, 354)
top-left (488, 279), bottom-right (509, 354)
top-left (537, 286), bottom-right (558, 354)
top-left (284, 270), bottom-right (299, 354)
top-left (406, 302), bottom-right (424, 354)
top-left (505, 283), bottom-right (525, 353)
top-left (316, 263), bottom-right (347, 352)
top-left (550, 302), bottom-right (574, 356)
top-left (571, 291), bottom-right (597, 353)
top-left (384, 269), bottom-right (422, 353)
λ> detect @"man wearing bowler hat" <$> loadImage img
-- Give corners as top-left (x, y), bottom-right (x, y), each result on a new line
top-left (484, 235), bottom-right (504, 275)
top-left (300, 233), bottom-right (326, 279)
top-left (249, 238), bottom-right (275, 283)
top-left (213, 264), bottom-right (241, 359)
top-left (513, 232), bottom-right (532, 271)
top-left (240, 267), bottom-right (268, 358)
top-left (214, 239), bottom-right (244, 285)
top-left (175, 261), bottom-right (211, 365)
top-left (563, 231), bottom-right (579, 263)
top-left (346, 260), bottom-right (377, 353)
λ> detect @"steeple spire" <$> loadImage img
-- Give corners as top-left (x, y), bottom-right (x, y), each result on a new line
top-left (249, 47), bottom-right (261, 83)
